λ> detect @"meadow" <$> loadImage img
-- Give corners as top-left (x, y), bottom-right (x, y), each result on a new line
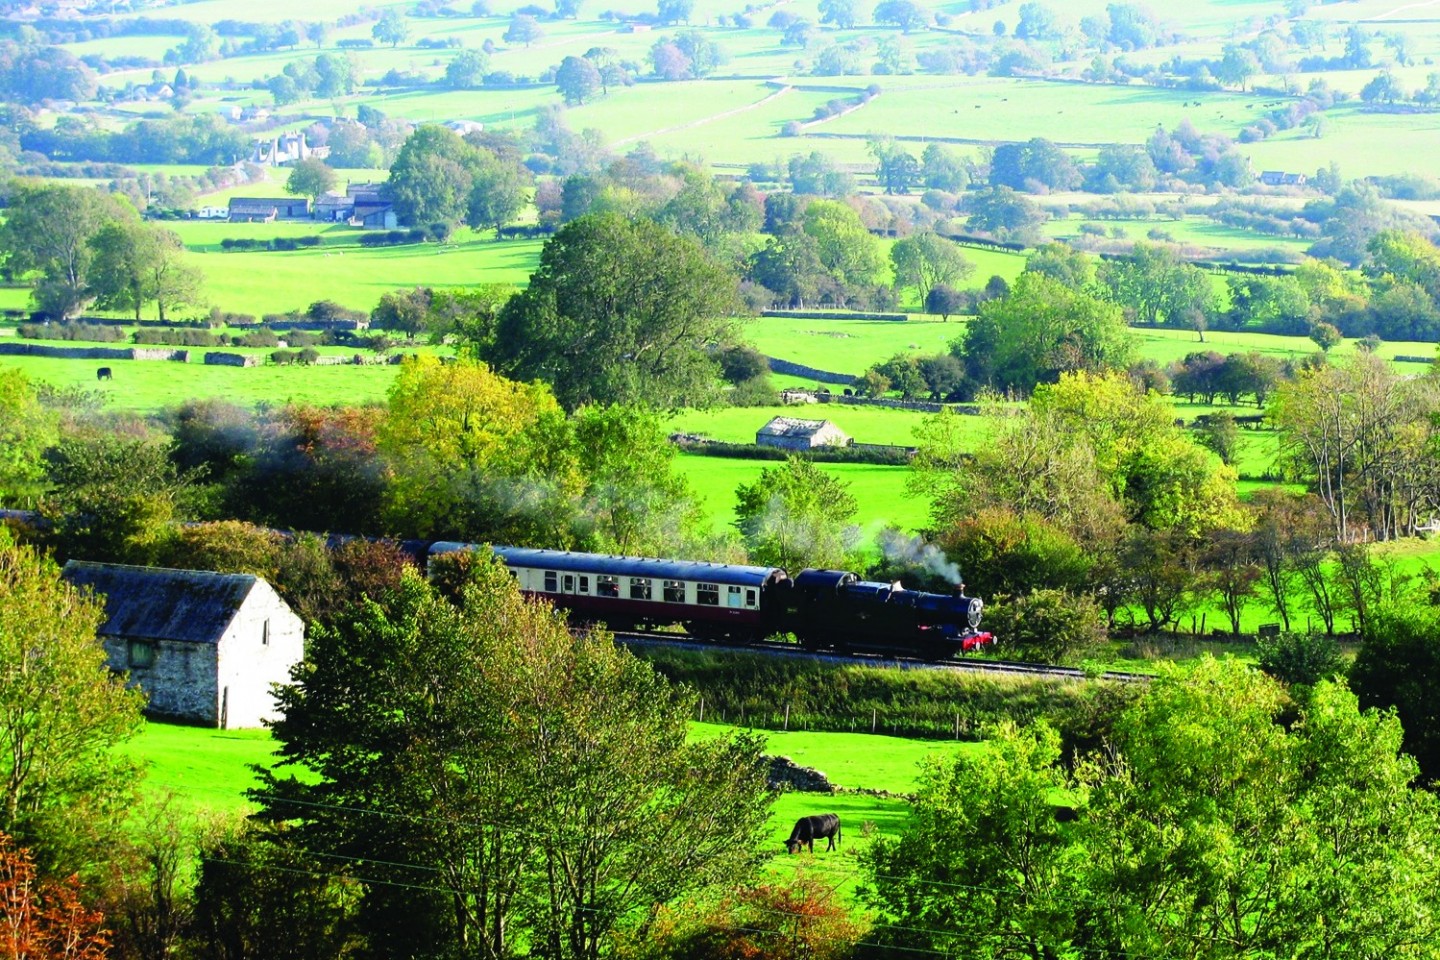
top-left (123, 717), bottom-right (965, 852)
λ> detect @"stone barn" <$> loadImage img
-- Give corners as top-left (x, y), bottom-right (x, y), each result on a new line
top-left (61, 562), bottom-right (304, 729)
top-left (756, 416), bottom-right (852, 451)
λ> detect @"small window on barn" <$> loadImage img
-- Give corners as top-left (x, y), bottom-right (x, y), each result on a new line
top-left (697, 583), bottom-right (720, 606)
top-left (544, 571), bottom-right (558, 592)
top-left (728, 585), bottom-right (742, 608)
top-left (663, 580), bottom-right (686, 603)
top-left (262, 619), bottom-right (270, 646)
top-left (630, 578), bottom-right (652, 601)
top-left (598, 575), bottom-right (620, 598)
top-left (128, 640), bottom-right (156, 669)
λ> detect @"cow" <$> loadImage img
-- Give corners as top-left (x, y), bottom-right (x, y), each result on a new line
top-left (785, 814), bottom-right (841, 854)
top-left (96, 367), bottom-right (112, 381)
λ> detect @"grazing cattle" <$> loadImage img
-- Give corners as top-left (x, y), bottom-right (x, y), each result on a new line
top-left (785, 814), bottom-right (841, 854)
top-left (96, 367), bottom-right (112, 381)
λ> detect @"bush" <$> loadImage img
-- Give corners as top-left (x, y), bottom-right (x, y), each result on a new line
top-left (17, 322), bottom-right (126, 342)
top-left (270, 349), bottom-right (298, 365)
top-left (298, 347), bottom-right (320, 364)
top-left (984, 589), bottom-right (1108, 664)
top-left (1257, 632), bottom-right (1343, 686)
top-left (236, 329), bottom-right (281, 348)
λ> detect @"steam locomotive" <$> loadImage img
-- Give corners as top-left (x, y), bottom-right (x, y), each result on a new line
top-left (430, 543), bottom-right (994, 661)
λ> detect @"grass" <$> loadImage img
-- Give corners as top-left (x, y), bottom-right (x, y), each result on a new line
top-left (674, 452), bottom-right (932, 538)
top-left (185, 235), bottom-right (543, 316)
top-left (743, 316), bottom-right (964, 374)
top-left (123, 718), bottom-right (962, 853)
top-left (122, 722), bottom-right (279, 820)
top-left (0, 354), bottom-right (405, 413)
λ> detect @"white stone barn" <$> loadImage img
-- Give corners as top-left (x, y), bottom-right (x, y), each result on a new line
top-left (756, 417), bottom-right (852, 451)
top-left (61, 562), bottom-right (305, 729)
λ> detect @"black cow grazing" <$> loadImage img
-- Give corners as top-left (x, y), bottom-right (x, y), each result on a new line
top-left (96, 367), bottom-right (112, 381)
top-left (785, 814), bottom-right (841, 854)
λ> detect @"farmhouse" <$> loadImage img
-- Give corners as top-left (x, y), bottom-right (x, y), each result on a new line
top-left (1258, 170), bottom-right (1307, 187)
top-left (60, 562), bottom-right (304, 729)
top-left (756, 416), bottom-right (852, 450)
top-left (227, 197), bottom-right (310, 222)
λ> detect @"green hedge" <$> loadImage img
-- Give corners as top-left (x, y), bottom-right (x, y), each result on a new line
top-left (630, 646), bottom-right (1135, 743)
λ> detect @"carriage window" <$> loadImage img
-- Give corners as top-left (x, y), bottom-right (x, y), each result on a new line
top-left (663, 580), bottom-right (686, 603)
top-left (562, 574), bottom-right (574, 593)
top-left (544, 572), bottom-right (558, 592)
top-left (728, 586), bottom-right (742, 608)
top-left (578, 575), bottom-right (590, 594)
top-left (598, 575), bottom-right (620, 598)
top-left (745, 589), bottom-right (757, 608)
top-left (630, 578), bottom-right (652, 601)
top-left (697, 583), bottom-right (720, 606)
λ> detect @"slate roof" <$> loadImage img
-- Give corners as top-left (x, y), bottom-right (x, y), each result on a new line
top-left (61, 561), bottom-right (258, 645)
top-left (757, 416), bottom-right (842, 439)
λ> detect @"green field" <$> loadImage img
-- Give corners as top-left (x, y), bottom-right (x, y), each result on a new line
top-left (125, 718), bottom-right (966, 852)
top-left (674, 452), bottom-right (931, 538)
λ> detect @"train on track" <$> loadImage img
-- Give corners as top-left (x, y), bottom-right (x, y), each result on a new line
top-left (430, 542), bottom-right (995, 661)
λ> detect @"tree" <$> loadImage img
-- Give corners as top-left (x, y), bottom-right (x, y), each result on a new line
top-left (1217, 44), bottom-right (1260, 90)
top-left (463, 152), bottom-right (532, 237)
top-left (257, 560), bottom-right (773, 960)
top-left (488, 214), bottom-right (740, 411)
top-left (0, 534), bottom-right (144, 878)
top-left (818, 0), bottom-right (859, 29)
top-left (1308, 320), bottom-right (1342, 352)
top-left (872, 0), bottom-right (930, 32)
top-left (986, 589), bottom-right (1106, 662)
top-left (989, 137), bottom-right (1080, 192)
top-left (555, 55), bottom-right (602, 105)
top-left (0, 371), bottom-right (54, 504)
top-left (734, 456), bottom-right (859, 572)
top-left (305, 21), bottom-right (329, 47)
top-left (379, 356), bottom-right (580, 542)
top-left (921, 142), bottom-right (969, 191)
top-left (862, 722), bottom-right (1084, 957)
top-left (657, 0), bottom-right (694, 23)
top-left (41, 433), bottom-right (193, 566)
top-left (284, 157), bottom-right (336, 203)
top-left (925, 283), bottom-right (965, 320)
top-left (504, 14), bottom-right (544, 46)
top-left (890, 231), bottom-right (973, 307)
top-left (0, 833), bottom-right (109, 959)
top-left (0, 183), bottom-right (135, 319)
top-left (870, 140), bottom-right (920, 195)
top-left (957, 272), bottom-right (1134, 391)
top-left (802, 199), bottom-right (884, 291)
top-left (1099, 241), bottom-right (1215, 328)
top-left (444, 48), bottom-right (490, 89)
top-left (963, 185), bottom-right (1047, 244)
top-left (371, 9), bottom-right (409, 47)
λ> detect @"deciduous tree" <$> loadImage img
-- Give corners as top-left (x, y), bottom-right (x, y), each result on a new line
top-left (734, 456), bottom-right (859, 571)
top-left (0, 535), bottom-right (144, 878)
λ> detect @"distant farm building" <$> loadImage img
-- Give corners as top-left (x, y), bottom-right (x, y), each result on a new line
top-left (61, 562), bottom-right (305, 729)
top-left (249, 131), bottom-right (329, 167)
top-left (756, 417), bottom-right (852, 450)
top-left (1258, 170), bottom-right (1307, 187)
top-left (227, 197), bottom-right (310, 222)
top-left (314, 182), bottom-right (397, 229)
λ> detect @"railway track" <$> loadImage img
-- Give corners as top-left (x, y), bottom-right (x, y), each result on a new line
top-left (612, 631), bottom-right (1152, 684)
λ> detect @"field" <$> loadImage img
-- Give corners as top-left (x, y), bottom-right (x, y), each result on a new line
top-left (674, 452), bottom-right (930, 537)
top-left (124, 718), bottom-right (967, 854)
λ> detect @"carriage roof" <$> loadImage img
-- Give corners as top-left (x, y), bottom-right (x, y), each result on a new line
top-left (430, 543), bottom-right (787, 588)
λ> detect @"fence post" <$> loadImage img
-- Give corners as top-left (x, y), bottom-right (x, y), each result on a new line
top-left (872, 707), bottom-right (877, 733)
top-left (784, 703), bottom-right (790, 731)
top-left (699, 698), bottom-right (704, 724)
top-left (954, 712), bottom-right (959, 740)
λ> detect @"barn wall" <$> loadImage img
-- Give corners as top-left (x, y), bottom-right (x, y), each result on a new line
top-left (105, 636), bottom-right (221, 725)
top-left (215, 582), bottom-right (305, 729)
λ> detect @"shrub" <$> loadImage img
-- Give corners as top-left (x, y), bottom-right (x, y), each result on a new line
top-left (271, 349), bottom-right (298, 365)
top-left (236, 329), bottom-right (281, 348)
top-left (298, 347), bottom-right (320, 364)
top-left (984, 589), bottom-right (1108, 664)
top-left (1257, 632), bottom-right (1343, 686)
top-left (297, 235), bottom-right (322, 247)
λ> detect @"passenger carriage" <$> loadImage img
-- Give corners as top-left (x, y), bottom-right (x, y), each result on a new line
top-left (429, 544), bottom-right (790, 639)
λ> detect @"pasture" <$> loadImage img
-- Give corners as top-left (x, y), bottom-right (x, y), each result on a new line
top-left (123, 718), bottom-right (966, 850)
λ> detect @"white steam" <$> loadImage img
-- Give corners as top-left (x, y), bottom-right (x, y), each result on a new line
top-left (879, 530), bottom-right (963, 586)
